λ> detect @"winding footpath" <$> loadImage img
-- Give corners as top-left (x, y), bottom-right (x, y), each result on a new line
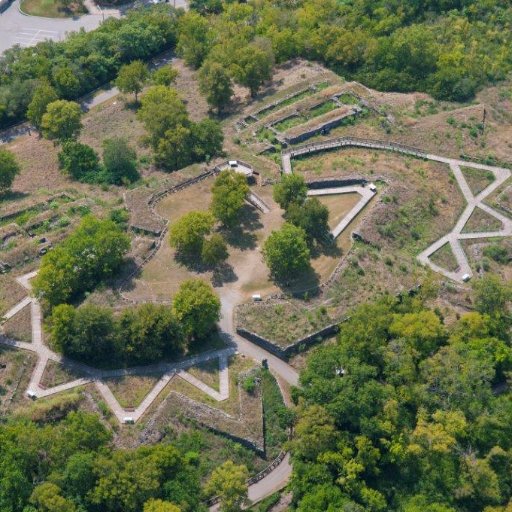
top-left (283, 136), bottom-right (512, 282)
top-left (0, 271), bottom-right (297, 506)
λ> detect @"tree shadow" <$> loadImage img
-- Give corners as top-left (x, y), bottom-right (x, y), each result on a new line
top-left (211, 262), bottom-right (238, 287)
top-left (0, 191), bottom-right (29, 203)
top-left (221, 204), bottom-right (263, 251)
top-left (310, 238), bottom-right (343, 260)
top-left (275, 264), bottom-right (321, 297)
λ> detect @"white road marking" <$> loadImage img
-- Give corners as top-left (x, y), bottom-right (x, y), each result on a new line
top-left (13, 28), bottom-right (59, 47)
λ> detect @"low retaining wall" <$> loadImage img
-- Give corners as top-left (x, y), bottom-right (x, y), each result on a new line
top-left (237, 323), bottom-right (340, 360)
top-left (285, 136), bottom-right (427, 160)
top-left (307, 178), bottom-right (367, 189)
top-left (285, 108), bottom-right (362, 145)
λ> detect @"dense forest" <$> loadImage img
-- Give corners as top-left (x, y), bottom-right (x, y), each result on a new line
top-left (290, 276), bottom-right (512, 512)
top-left (1, 0), bottom-right (512, 128)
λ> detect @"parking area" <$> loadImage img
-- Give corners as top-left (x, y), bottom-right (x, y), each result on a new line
top-left (0, 0), bottom-right (105, 54)
top-left (12, 27), bottom-right (59, 47)
top-left (0, 0), bottom-right (187, 55)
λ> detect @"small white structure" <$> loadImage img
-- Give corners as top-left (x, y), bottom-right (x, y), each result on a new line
top-left (252, 294), bottom-right (262, 302)
top-left (369, 183), bottom-right (377, 192)
top-left (123, 417), bottom-right (135, 424)
top-left (462, 273), bottom-right (471, 282)
top-left (335, 367), bottom-right (346, 377)
top-left (27, 390), bottom-right (37, 399)
top-left (221, 160), bottom-right (254, 178)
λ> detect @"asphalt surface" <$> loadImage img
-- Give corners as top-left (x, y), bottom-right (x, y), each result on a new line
top-left (0, 0), bottom-right (187, 55)
top-left (0, 0), bottom-right (105, 54)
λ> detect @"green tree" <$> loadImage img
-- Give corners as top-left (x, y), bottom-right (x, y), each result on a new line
top-left (473, 274), bottom-right (511, 318)
top-left (58, 141), bottom-right (101, 183)
top-left (33, 216), bottom-right (130, 308)
top-left (41, 100), bottom-right (82, 143)
top-left (231, 44), bottom-right (274, 97)
top-left (177, 11), bottom-right (212, 69)
top-left (50, 304), bottom-right (116, 363)
top-left (205, 461), bottom-right (248, 512)
top-left (116, 60), bottom-right (149, 102)
top-left (118, 303), bottom-right (184, 363)
top-left (144, 499), bottom-right (181, 512)
top-left (53, 66), bottom-right (81, 98)
top-left (263, 223), bottom-right (310, 281)
top-left (0, 148), bottom-right (20, 194)
top-left (152, 65), bottom-right (179, 87)
top-left (29, 482), bottom-right (77, 512)
top-left (138, 86), bottom-right (188, 149)
top-left (199, 61), bottom-right (233, 113)
top-left (27, 82), bottom-right (58, 130)
top-left (102, 137), bottom-right (139, 185)
top-left (155, 125), bottom-right (193, 171)
top-left (189, 118), bottom-right (224, 162)
top-left (201, 233), bottom-right (228, 267)
top-left (211, 170), bottom-right (249, 227)
top-left (172, 279), bottom-right (220, 340)
top-left (169, 210), bottom-right (214, 256)
top-left (273, 174), bottom-right (308, 210)
top-left (286, 197), bottom-right (330, 244)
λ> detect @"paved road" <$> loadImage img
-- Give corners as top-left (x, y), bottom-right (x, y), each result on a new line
top-left (0, 0), bottom-right (188, 55)
top-left (0, 0), bottom-right (106, 54)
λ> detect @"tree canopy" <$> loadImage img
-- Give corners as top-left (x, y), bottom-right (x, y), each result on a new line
top-left (33, 216), bottom-right (130, 308)
top-left (211, 170), bottom-right (249, 227)
top-left (41, 100), bottom-right (82, 143)
top-left (172, 279), bottom-right (221, 341)
top-left (0, 148), bottom-right (20, 194)
top-left (291, 287), bottom-right (512, 512)
top-left (263, 223), bottom-right (311, 282)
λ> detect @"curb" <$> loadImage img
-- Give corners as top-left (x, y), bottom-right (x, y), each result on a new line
top-left (17, 0), bottom-right (99, 19)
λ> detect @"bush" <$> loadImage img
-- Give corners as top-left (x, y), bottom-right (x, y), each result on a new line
top-left (58, 141), bottom-right (102, 183)
top-left (102, 137), bottom-right (139, 185)
top-left (0, 148), bottom-right (21, 194)
top-left (483, 244), bottom-right (509, 264)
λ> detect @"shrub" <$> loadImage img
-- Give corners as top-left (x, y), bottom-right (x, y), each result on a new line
top-left (58, 141), bottom-right (102, 183)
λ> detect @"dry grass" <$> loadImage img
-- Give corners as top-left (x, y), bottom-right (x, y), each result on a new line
top-left (40, 360), bottom-right (86, 388)
top-left (105, 374), bottom-right (163, 409)
top-left (2, 303), bottom-right (32, 343)
top-left (317, 193), bottom-right (361, 230)
top-left (0, 345), bottom-right (37, 414)
top-left (187, 359), bottom-right (220, 391)
top-left (462, 207), bottom-right (503, 233)
top-left (169, 355), bottom-right (254, 416)
top-left (430, 242), bottom-right (460, 272)
top-left (460, 166), bottom-right (495, 196)
top-left (0, 274), bottom-right (28, 317)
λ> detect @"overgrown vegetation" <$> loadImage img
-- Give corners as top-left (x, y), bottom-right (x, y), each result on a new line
top-left (290, 275), bottom-right (512, 511)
